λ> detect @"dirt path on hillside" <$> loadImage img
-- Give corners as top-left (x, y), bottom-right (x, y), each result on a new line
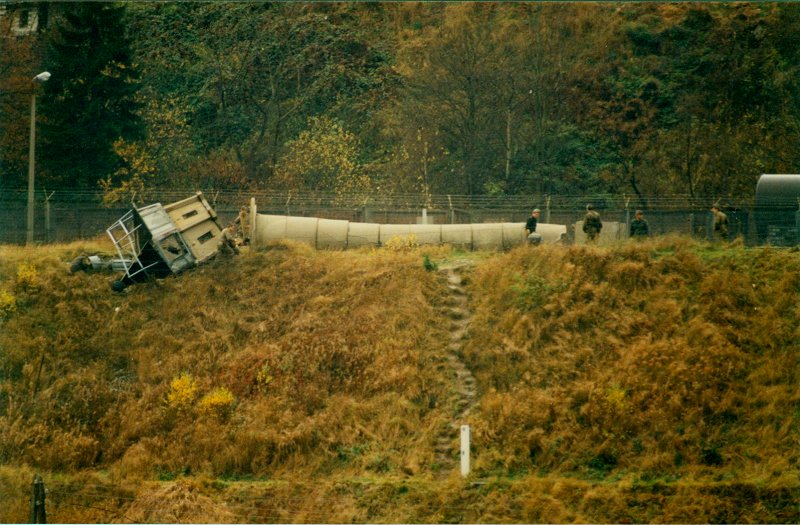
top-left (433, 262), bottom-right (478, 476)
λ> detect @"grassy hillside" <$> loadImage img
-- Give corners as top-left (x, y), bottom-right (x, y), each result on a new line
top-left (0, 237), bottom-right (798, 523)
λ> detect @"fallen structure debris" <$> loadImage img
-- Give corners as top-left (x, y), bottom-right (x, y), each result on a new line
top-left (105, 192), bottom-right (232, 291)
top-left (69, 253), bottom-right (130, 274)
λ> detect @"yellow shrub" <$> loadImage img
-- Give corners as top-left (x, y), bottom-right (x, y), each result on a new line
top-left (198, 387), bottom-right (235, 417)
top-left (255, 364), bottom-right (273, 391)
top-left (167, 373), bottom-right (197, 410)
top-left (384, 234), bottom-right (418, 251)
top-left (0, 290), bottom-right (16, 319)
top-left (605, 385), bottom-right (628, 413)
top-left (14, 263), bottom-right (39, 291)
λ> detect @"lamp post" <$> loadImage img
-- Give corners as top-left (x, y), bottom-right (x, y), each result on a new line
top-left (26, 71), bottom-right (50, 245)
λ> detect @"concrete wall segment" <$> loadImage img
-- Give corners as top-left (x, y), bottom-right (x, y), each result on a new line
top-left (317, 218), bottom-right (349, 249)
top-left (379, 224), bottom-right (441, 245)
top-left (254, 211), bottom-right (567, 250)
top-left (346, 221), bottom-right (380, 248)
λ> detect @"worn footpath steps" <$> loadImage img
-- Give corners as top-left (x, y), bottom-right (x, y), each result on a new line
top-left (433, 263), bottom-right (478, 474)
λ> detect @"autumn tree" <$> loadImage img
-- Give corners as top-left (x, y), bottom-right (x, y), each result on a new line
top-left (387, 4), bottom-right (615, 196)
top-left (275, 116), bottom-right (370, 199)
top-left (124, 3), bottom-right (394, 189)
top-left (578, 3), bottom-right (800, 202)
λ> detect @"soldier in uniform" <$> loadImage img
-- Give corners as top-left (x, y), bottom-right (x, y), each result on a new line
top-left (582, 204), bottom-right (603, 243)
top-left (711, 205), bottom-right (729, 241)
top-left (630, 210), bottom-right (650, 239)
top-left (236, 205), bottom-right (250, 245)
top-left (525, 208), bottom-right (542, 245)
top-left (219, 223), bottom-right (240, 256)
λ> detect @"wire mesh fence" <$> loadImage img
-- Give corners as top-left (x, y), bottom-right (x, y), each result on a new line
top-left (0, 187), bottom-right (790, 246)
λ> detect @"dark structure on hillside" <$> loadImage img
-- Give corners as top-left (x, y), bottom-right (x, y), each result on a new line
top-left (754, 174), bottom-right (800, 246)
top-left (106, 192), bottom-right (228, 290)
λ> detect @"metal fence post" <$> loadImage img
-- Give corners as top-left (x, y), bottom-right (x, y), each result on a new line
top-left (624, 196), bottom-right (631, 237)
top-left (545, 195), bottom-right (551, 224)
top-left (30, 474), bottom-right (46, 524)
top-left (795, 207), bottom-right (800, 244)
top-left (448, 195), bottom-right (454, 224)
top-left (44, 191), bottom-right (54, 243)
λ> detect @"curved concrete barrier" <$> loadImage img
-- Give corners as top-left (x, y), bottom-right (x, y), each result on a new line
top-left (441, 224), bottom-right (473, 247)
top-left (252, 208), bottom-right (566, 251)
top-left (317, 218), bottom-right (349, 249)
top-left (347, 221), bottom-right (380, 248)
top-left (380, 224), bottom-right (441, 246)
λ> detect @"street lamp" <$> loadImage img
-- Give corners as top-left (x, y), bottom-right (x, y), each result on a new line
top-left (26, 71), bottom-right (50, 245)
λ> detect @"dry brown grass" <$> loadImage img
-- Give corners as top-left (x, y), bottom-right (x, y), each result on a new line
top-left (0, 237), bottom-right (798, 523)
top-left (0, 239), bottom-right (455, 481)
top-left (465, 237), bottom-right (800, 490)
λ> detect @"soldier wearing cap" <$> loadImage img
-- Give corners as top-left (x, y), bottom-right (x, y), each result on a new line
top-left (630, 210), bottom-right (650, 239)
top-left (526, 208), bottom-right (542, 245)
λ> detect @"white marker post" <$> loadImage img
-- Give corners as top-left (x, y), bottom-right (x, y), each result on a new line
top-left (460, 425), bottom-right (471, 477)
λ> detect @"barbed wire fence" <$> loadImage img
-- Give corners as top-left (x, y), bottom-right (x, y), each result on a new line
top-left (0, 187), bottom-right (779, 246)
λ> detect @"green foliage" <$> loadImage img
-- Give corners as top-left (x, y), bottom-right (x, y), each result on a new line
top-left (275, 116), bottom-right (370, 197)
top-left (39, 3), bottom-right (143, 188)
top-left (0, 289), bottom-right (16, 319)
top-left (6, 3), bottom-right (800, 197)
top-left (510, 273), bottom-right (567, 311)
top-left (578, 4), bottom-right (800, 199)
top-left (124, 3), bottom-right (393, 186)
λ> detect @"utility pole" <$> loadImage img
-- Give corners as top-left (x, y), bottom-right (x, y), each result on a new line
top-left (26, 72), bottom-right (51, 245)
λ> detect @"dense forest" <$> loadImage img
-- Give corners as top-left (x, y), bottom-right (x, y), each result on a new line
top-left (1, 2), bottom-right (799, 203)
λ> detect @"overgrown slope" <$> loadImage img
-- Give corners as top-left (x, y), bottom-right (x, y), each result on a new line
top-left (0, 237), bottom-right (798, 523)
top-left (466, 239), bottom-right (799, 480)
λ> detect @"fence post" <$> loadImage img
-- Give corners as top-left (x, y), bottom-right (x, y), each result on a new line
top-left (448, 195), bottom-right (454, 224)
top-left (460, 425), bottom-right (471, 477)
top-left (30, 474), bottom-right (46, 524)
top-left (545, 195), bottom-right (551, 224)
top-left (624, 196), bottom-right (631, 236)
top-left (44, 191), bottom-right (54, 243)
top-left (795, 206), bottom-right (800, 244)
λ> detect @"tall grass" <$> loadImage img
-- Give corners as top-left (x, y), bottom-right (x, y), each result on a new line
top-left (0, 237), bottom-right (798, 523)
top-left (465, 237), bottom-right (800, 487)
top-left (0, 239), bottom-right (455, 480)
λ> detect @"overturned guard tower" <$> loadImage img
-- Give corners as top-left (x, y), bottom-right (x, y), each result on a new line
top-left (755, 174), bottom-right (800, 246)
top-left (106, 192), bottom-right (226, 290)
